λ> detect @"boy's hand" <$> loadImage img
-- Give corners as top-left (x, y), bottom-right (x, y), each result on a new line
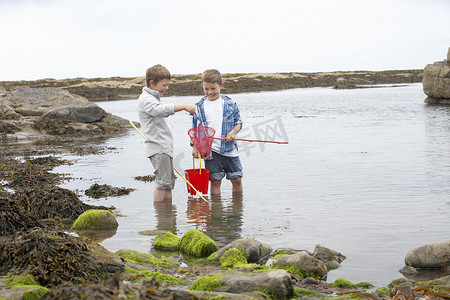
top-left (225, 131), bottom-right (236, 142)
top-left (174, 104), bottom-right (195, 115)
top-left (225, 125), bottom-right (241, 142)
top-left (185, 105), bottom-right (195, 115)
top-left (192, 147), bottom-right (200, 157)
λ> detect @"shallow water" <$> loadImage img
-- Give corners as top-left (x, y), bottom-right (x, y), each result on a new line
top-left (47, 83), bottom-right (450, 287)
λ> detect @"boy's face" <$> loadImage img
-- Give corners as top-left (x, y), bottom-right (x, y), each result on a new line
top-left (149, 78), bottom-right (170, 96)
top-left (203, 81), bottom-right (224, 101)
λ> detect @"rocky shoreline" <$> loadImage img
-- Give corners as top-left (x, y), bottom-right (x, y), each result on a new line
top-left (1, 69), bottom-right (423, 101)
top-left (0, 144), bottom-right (449, 299)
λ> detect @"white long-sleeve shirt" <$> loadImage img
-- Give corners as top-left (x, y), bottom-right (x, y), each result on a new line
top-left (138, 87), bottom-right (175, 157)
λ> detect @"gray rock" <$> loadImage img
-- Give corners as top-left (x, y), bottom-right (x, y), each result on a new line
top-left (399, 266), bottom-right (418, 275)
top-left (324, 260), bottom-right (340, 271)
top-left (301, 277), bottom-right (318, 284)
top-left (273, 251), bottom-right (327, 278)
top-left (423, 47), bottom-right (450, 103)
top-left (405, 239), bottom-right (450, 269)
top-left (312, 244), bottom-right (346, 264)
top-left (42, 103), bottom-right (107, 123)
top-left (0, 99), bottom-right (21, 120)
top-left (215, 238), bottom-right (272, 263)
top-left (217, 269), bottom-right (293, 299)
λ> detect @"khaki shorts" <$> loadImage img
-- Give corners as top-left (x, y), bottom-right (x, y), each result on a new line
top-left (149, 153), bottom-right (175, 190)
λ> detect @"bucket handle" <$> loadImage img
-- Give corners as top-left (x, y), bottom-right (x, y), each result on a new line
top-left (192, 154), bottom-right (202, 174)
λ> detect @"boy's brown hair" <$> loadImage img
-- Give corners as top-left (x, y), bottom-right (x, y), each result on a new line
top-left (146, 64), bottom-right (171, 87)
top-left (202, 69), bottom-right (222, 85)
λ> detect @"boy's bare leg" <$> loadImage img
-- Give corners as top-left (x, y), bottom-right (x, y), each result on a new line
top-left (231, 177), bottom-right (243, 193)
top-left (164, 189), bottom-right (172, 200)
top-left (154, 188), bottom-right (172, 202)
top-left (210, 180), bottom-right (222, 195)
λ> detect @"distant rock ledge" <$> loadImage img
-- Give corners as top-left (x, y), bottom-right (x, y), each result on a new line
top-left (0, 70), bottom-right (423, 101)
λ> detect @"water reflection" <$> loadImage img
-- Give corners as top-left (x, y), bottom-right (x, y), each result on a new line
top-left (74, 228), bottom-right (118, 243)
top-left (200, 193), bottom-right (244, 248)
top-left (153, 200), bottom-right (177, 234)
top-left (186, 198), bottom-right (211, 232)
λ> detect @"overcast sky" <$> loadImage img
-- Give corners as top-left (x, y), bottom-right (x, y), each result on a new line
top-left (0, 0), bottom-right (449, 81)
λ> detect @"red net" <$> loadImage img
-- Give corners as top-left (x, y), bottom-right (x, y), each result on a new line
top-left (188, 126), bottom-right (215, 158)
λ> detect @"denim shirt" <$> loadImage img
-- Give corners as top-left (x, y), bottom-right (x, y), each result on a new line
top-left (192, 94), bottom-right (243, 154)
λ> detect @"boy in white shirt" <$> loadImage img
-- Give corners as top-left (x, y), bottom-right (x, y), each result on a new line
top-left (192, 69), bottom-right (243, 195)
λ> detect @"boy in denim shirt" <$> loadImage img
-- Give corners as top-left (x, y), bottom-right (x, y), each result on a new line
top-left (192, 69), bottom-right (243, 195)
top-left (138, 64), bottom-right (194, 202)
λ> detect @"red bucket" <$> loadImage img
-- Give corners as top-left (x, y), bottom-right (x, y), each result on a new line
top-left (184, 168), bottom-right (210, 195)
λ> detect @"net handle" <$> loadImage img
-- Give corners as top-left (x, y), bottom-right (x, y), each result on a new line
top-left (214, 137), bottom-right (288, 144)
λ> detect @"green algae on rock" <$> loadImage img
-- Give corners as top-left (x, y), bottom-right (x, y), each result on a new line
top-left (179, 229), bottom-right (218, 257)
top-left (21, 286), bottom-right (51, 300)
top-left (71, 209), bottom-right (118, 230)
top-left (189, 273), bottom-right (223, 292)
top-left (332, 277), bottom-right (374, 289)
top-left (115, 249), bottom-right (177, 268)
top-left (124, 267), bottom-right (186, 285)
top-left (220, 248), bottom-right (253, 269)
top-left (154, 231), bottom-right (180, 251)
top-left (5, 273), bottom-right (40, 287)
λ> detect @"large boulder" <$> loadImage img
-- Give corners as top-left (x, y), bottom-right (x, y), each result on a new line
top-left (5, 86), bottom-right (91, 116)
top-left (423, 47), bottom-right (450, 104)
top-left (405, 239), bottom-right (450, 269)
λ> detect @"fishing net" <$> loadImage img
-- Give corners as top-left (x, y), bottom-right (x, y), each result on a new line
top-left (188, 126), bottom-right (215, 158)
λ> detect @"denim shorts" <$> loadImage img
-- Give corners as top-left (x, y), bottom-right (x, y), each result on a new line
top-left (149, 153), bottom-right (175, 189)
top-left (205, 151), bottom-right (243, 181)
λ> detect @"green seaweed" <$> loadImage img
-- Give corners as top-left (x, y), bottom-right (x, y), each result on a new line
top-left (5, 273), bottom-right (40, 286)
top-left (116, 249), bottom-right (175, 268)
top-left (22, 286), bottom-right (51, 300)
top-left (124, 267), bottom-right (186, 285)
top-left (332, 278), bottom-right (374, 289)
top-left (154, 232), bottom-right (180, 251)
top-left (189, 273), bottom-right (223, 292)
top-left (220, 248), bottom-right (247, 268)
top-left (178, 229), bottom-right (218, 257)
top-left (207, 251), bottom-right (219, 263)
